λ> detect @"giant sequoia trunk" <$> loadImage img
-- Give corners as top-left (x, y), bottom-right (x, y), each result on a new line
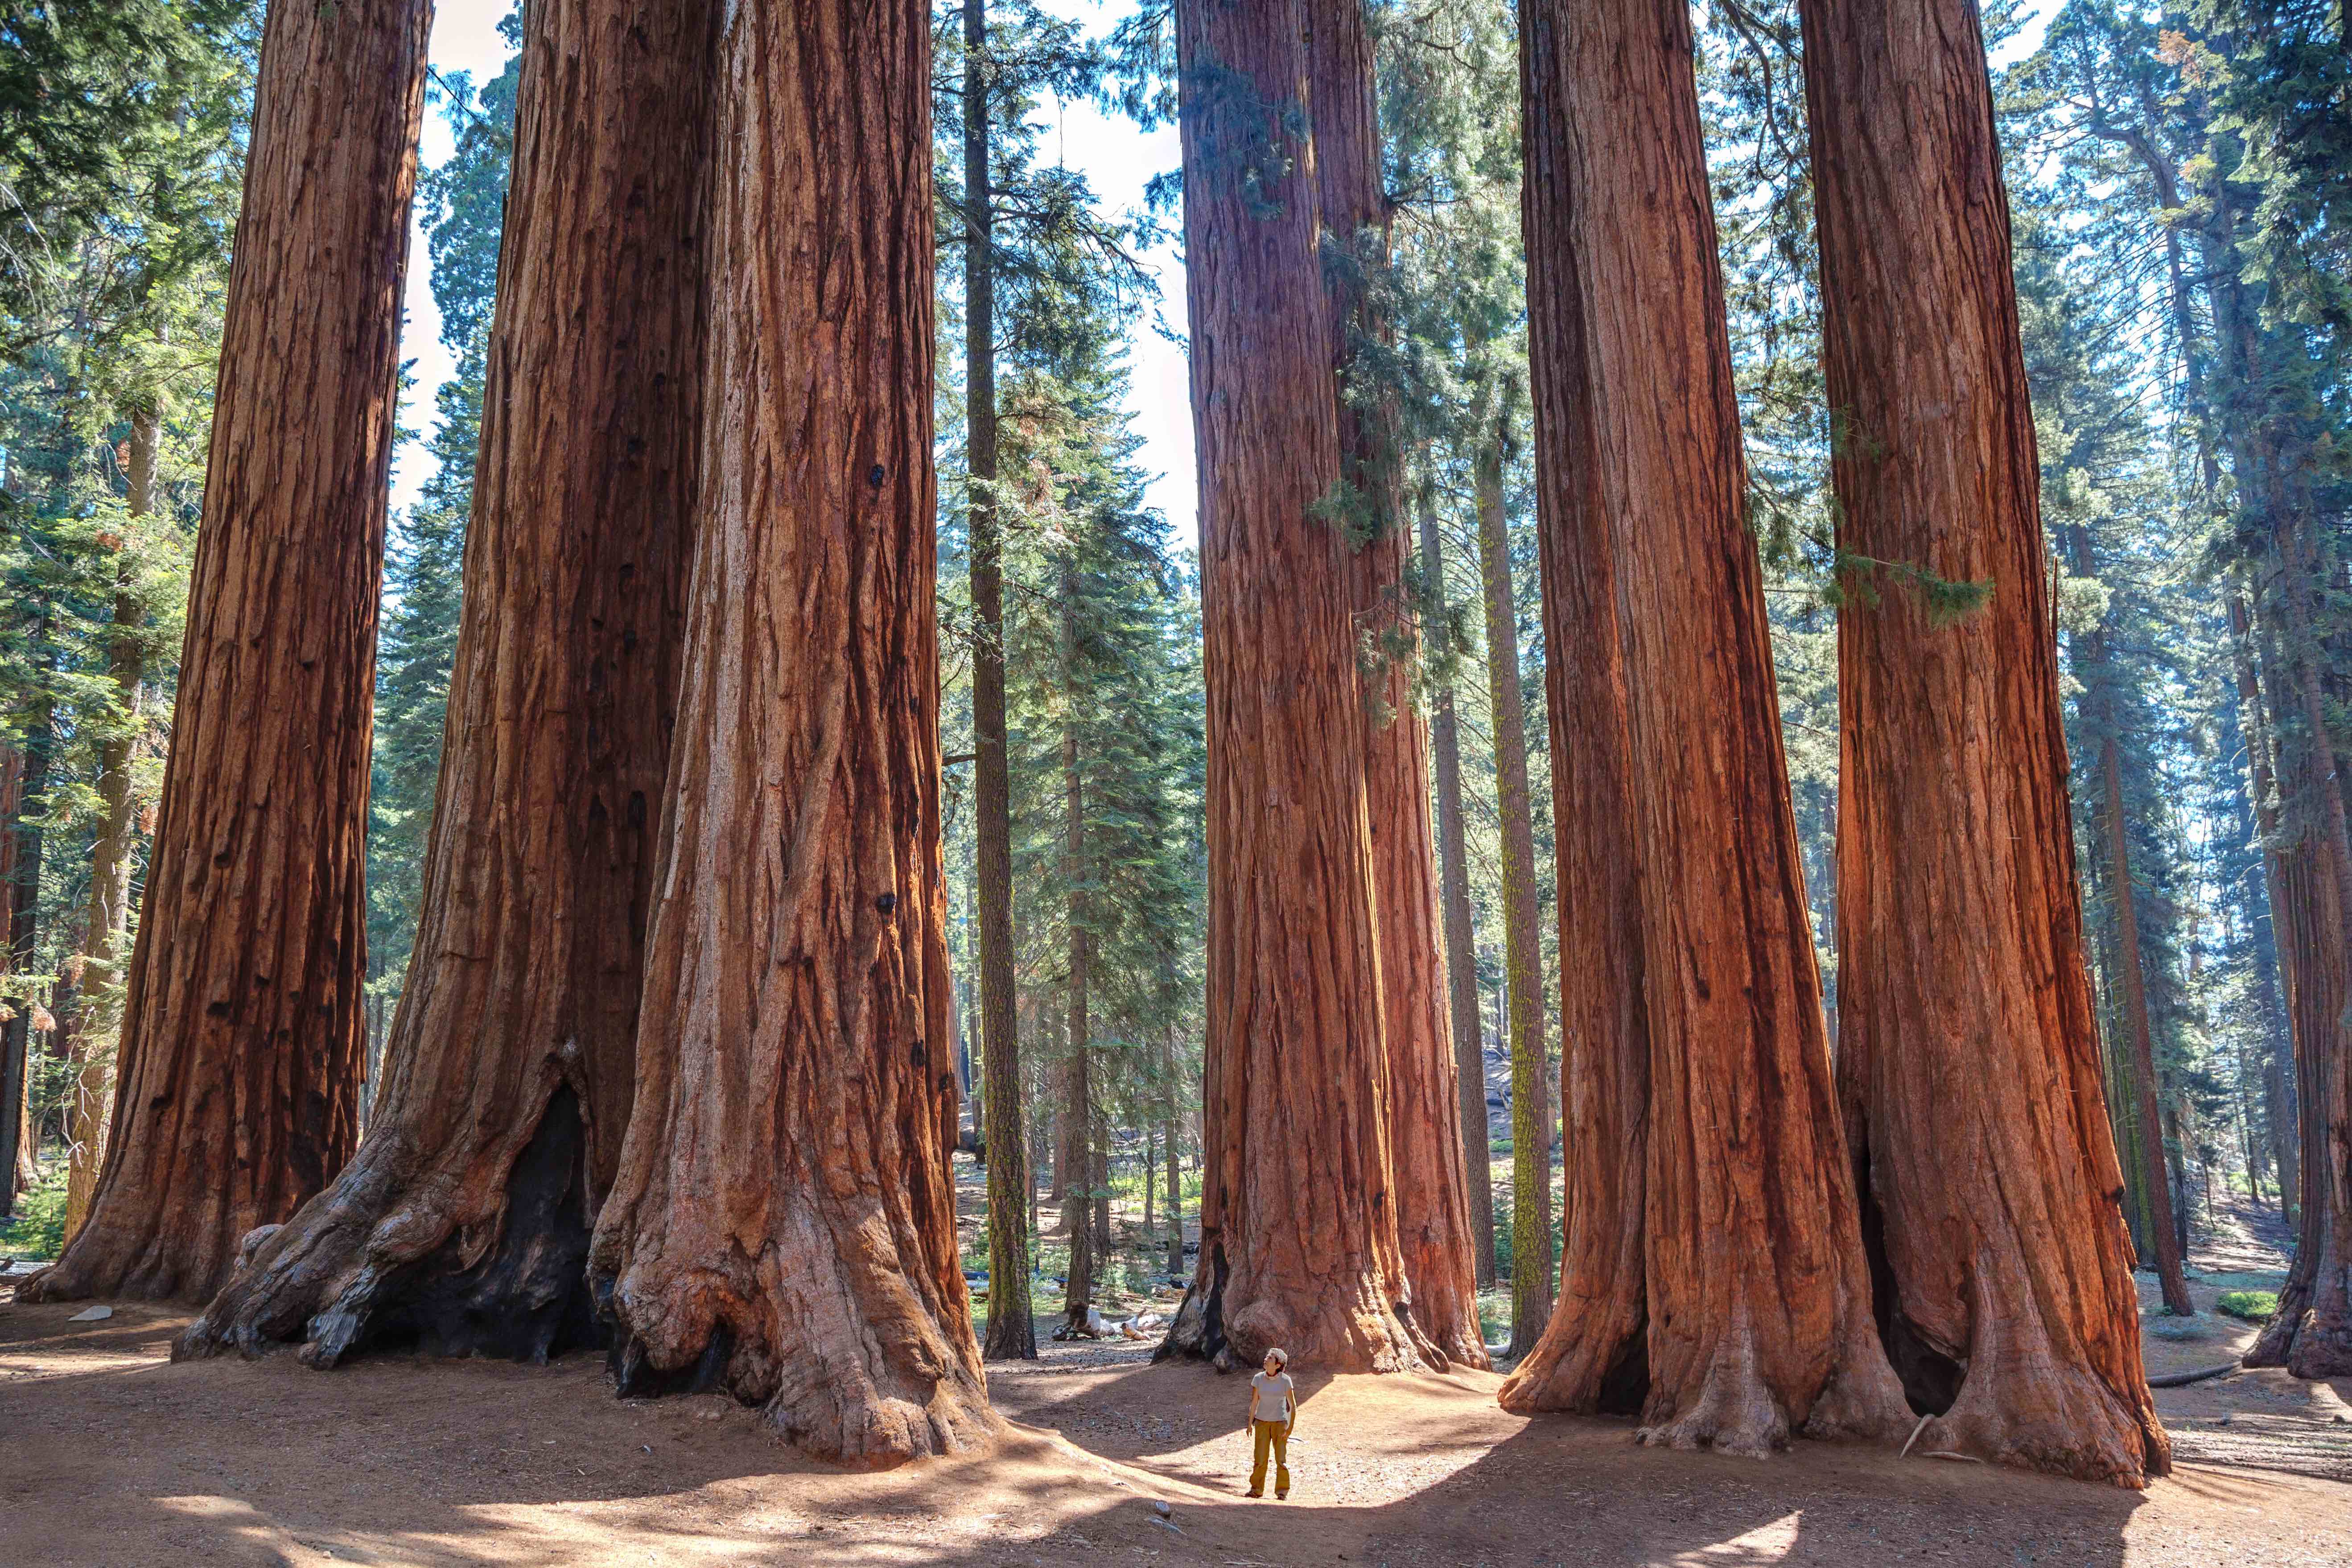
top-left (1421, 494), bottom-right (1498, 1290)
top-left (584, 0), bottom-right (993, 1465)
top-left (177, 0), bottom-right (711, 1365)
top-left (24, 0), bottom-right (430, 1305)
top-left (1157, 0), bottom-right (1434, 1375)
top-left (1801, 0), bottom-right (2168, 1484)
top-left (1308, 0), bottom-right (1485, 1371)
top-left (0, 737), bottom-right (25, 1206)
top-left (965, 0), bottom-right (1034, 1365)
top-left (1497, 0), bottom-right (1907, 1455)
top-left (1474, 431), bottom-right (1551, 1362)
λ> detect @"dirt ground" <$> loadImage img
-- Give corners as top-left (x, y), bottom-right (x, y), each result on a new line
top-left (3, 1291), bottom-right (2349, 1568)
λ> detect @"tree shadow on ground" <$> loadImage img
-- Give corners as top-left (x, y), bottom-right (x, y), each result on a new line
top-left (3, 1298), bottom-right (2340, 1567)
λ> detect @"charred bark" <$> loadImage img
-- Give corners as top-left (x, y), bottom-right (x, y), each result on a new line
top-left (1159, 0), bottom-right (1434, 1375)
top-left (1802, 0), bottom-right (2168, 1483)
top-left (177, 0), bottom-right (711, 1363)
top-left (0, 737), bottom-right (24, 1206)
top-left (25, 0), bottom-right (431, 1304)
top-left (1499, 0), bottom-right (1907, 1455)
top-left (585, 0), bottom-right (994, 1465)
top-left (1422, 491), bottom-right (1497, 1291)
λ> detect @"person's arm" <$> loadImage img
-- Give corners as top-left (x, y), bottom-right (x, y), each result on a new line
top-left (1285, 1386), bottom-right (1296, 1430)
top-left (1248, 1384), bottom-right (1260, 1424)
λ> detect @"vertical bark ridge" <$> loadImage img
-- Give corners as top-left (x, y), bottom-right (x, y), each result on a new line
top-left (1306, 0), bottom-right (1486, 1371)
top-left (586, 0), bottom-right (993, 1466)
top-left (1802, 0), bottom-right (2167, 1483)
top-left (176, 0), bottom-right (713, 1365)
top-left (25, 0), bottom-right (433, 1305)
top-left (1157, 0), bottom-right (1433, 1375)
top-left (1499, 0), bottom-right (1906, 1455)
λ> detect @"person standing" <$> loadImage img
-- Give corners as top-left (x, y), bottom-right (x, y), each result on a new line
top-left (1246, 1347), bottom-right (1297, 1498)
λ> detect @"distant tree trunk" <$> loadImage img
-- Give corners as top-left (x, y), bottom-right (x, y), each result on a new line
top-left (1062, 637), bottom-right (1095, 1329)
top-left (1499, 0), bottom-right (1907, 1453)
top-left (1473, 431), bottom-right (1550, 1361)
top-left (967, 0), bottom-right (1033, 1364)
top-left (1165, 1033), bottom-right (1185, 1279)
top-left (1, 689), bottom-right (52, 1214)
top-left (584, 0), bottom-right (993, 1465)
top-left (1306, 0), bottom-right (1486, 1373)
top-left (1421, 490), bottom-right (1497, 1292)
top-left (1803, 0), bottom-right (2169, 1482)
top-left (2231, 589), bottom-right (2303, 1221)
top-left (25, 0), bottom-right (430, 1305)
top-left (1157, 0), bottom-right (1433, 1375)
top-left (0, 732), bottom-right (33, 1208)
top-left (178, 0), bottom-right (711, 1364)
top-left (59, 407), bottom-right (159, 1244)
top-left (2063, 530), bottom-right (2195, 1318)
top-left (2251, 543), bottom-right (2352, 1379)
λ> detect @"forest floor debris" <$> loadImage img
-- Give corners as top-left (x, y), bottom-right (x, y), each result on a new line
top-left (3, 1292), bottom-right (2348, 1566)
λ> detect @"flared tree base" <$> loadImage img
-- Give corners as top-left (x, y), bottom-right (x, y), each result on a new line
top-left (176, 1087), bottom-right (602, 1369)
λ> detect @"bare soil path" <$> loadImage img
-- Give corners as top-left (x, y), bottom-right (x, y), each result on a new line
top-left (4, 1291), bottom-right (2348, 1567)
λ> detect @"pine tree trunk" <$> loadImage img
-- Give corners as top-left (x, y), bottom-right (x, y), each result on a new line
top-left (585, 0), bottom-right (993, 1465)
top-left (25, 0), bottom-right (431, 1305)
top-left (2063, 527), bottom-right (2195, 1317)
top-left (1165, 1034), bottom-right (1185, 1279)
top-left (2231, 589), bottom-right (2304, 1221)
top-left (1061, 642), bottom-right (1094, 1329)
top-left (178, 0), bottom-right (712, 1364)
top-left (1303, 0), bottom-right (1485, 1373)
top-left (967, 0), bottom-right (1033, 1363)
top-left (1800, 0), bottom-right (2168, 1482)
top-left (59, 409), bottom-right (159, 1245)
top-left (1473, 433), bottom-right (1551, 1361)
top-left (2257, 545), bottom-right (2352, 1378)
top-left (1499, 0), bottom-right (1907, 1454)
top-left (1157, 0), bottom-right (1434, 1375)
top-left (0, 692), bottom-right (52, 1214)
top-left (1421, 493), bottom-right (1497, 1293)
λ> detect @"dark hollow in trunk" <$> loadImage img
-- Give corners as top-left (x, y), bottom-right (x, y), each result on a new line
top-left (176, 0), bottom-right (712, 1365)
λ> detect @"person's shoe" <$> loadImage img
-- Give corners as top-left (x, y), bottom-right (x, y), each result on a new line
top-left (1275, 1491), bottom-right (1289, 1501)
top-left (1245, 1488), bottom-right (1263, 1498)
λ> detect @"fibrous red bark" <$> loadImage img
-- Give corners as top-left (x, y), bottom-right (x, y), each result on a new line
top-left (24, 0), bottom-right (431, 1305)
top-left (1308, 0), bottom-right (1486, 1372)
top-left (176, 0), bottom-right (711, 1366)
top-left (1157, 0), bottom-right (1435, 1376)
top-left (1802, 0), bottom-right (2171, 1485)
top-left (584, 0), bottom-right (993, 1466)
top-left (1497, 0), bottom-right (1907, 1455)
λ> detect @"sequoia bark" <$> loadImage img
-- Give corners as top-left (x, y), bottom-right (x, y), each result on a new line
top-left (1499, 0), bottom-right (1907, 1454)
top-left (1157, 0), bottom-right (1434, 1374)
top-left (177, 0), bottom-right (712, 1364)
top-left (1803, 0), bottom-right (2168, 1483)
top-left (585, 0), bottom-right (994, 1465)
top-left (25, 0), bottom-right (431, 1304)
top-left (1307, 0), bottom-right (1485, 1370)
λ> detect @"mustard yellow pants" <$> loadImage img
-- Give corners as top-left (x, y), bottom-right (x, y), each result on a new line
top-left (1249, 1418), bottom-right (1291, 1496)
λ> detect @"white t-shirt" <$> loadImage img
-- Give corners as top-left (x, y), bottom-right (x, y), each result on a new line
top-left (1251, 1369), bottom-right (1295, 1424)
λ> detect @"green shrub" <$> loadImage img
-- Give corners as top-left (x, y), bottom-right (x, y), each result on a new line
top-left (1, 1161), bottom-right (67, 1263)
top-left (2216, 1290), bottom-right (2278, 1323)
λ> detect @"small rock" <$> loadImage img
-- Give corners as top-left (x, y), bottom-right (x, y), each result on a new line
top-left (1152, 1500), bottom-right (1172, 1519)
top-left (67, 1305), bottom-right (112, 1322)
